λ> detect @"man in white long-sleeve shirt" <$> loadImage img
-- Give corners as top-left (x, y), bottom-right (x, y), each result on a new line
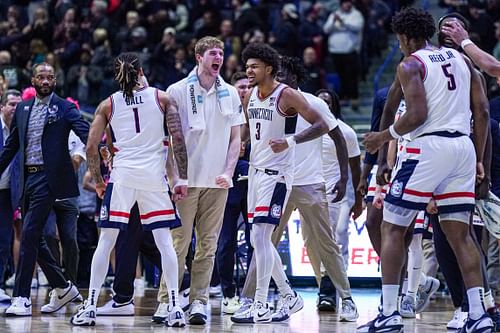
top-left (323, 0), bottom-right (364, 110)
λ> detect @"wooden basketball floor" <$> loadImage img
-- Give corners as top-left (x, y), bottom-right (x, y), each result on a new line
top-left (0, 287), bottom-right (458, 332)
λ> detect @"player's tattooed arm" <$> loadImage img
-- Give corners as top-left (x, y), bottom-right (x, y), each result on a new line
top-left (279, 88), bottom-right (329, 144)
top-left (163, 92), bottom-right (188, 180)
top-left (86, 99), bottom-right (111, 198)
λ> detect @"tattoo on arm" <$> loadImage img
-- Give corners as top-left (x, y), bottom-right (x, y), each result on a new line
top-left (88, 153), bottom-right (104, 185)
top-left (86, 100), bottom-right (109, 186)
top-left (165, 101), bottom-right (188, 179)
top-left (294, 121), bottom-right (327, 144)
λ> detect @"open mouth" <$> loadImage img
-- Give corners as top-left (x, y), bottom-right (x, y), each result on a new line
top-left (212, 64), bottom-right (220, 71)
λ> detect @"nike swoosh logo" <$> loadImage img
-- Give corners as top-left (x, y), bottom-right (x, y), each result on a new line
top-left (182, 292), bottom-right (189, 297)
top-left (374, 316), bottom-right (396, 328)
top-left (24, 302), bottom-right (31, 308)
top-left (257, 311), bottom-right (268, 318)
top-left (58, 283), bottom-right (72, 300)
top-left (111, 302), bottom-right (131, 308)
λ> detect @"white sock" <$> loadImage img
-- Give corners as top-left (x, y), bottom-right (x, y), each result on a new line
top-left (401, 278), bottom-right (408, 296)
top-left (484, 290), bottom-right (495, 310)
top-left (88, 228), bottom-right (120, 307)
top-left (467, 287), bottom-right (486, 320)
top-left (420, 272), bottom-right (428, 287)
top-left (271, 248), bottom-right (293, 297)
top-left (382, 285), bottom-right (400, 316)
top-left (152, 228), bottom-right (179, 307)
top-left (251, 224), bottom-right (275, 304)
top-left (407, 234), bottom-right (423, 298)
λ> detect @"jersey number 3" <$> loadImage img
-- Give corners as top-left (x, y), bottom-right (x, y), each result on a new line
top-left (441, 64), bottom-right (456, 91)
top-left (132, 107), bottom-right (140, 133)
top-left (255, 122), bottom-right (261, 140)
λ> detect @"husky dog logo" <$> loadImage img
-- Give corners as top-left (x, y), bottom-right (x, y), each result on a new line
top-left (390, 180), bottom-right (403, 198)
top-left (271, 204), bottom-right (282, 218)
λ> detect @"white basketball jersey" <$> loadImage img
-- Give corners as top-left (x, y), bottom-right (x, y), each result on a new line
top-left (394, 99), bottom-right (410, 150)
top-left (109, 87), bottom-right (168, 191)
top-left (409, 47), bottom-right (471, 139)
top-left (247, 83), bottom-right (297, 172)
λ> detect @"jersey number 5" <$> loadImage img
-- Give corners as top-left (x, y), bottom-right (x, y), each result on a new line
top-left (441, 64), bottom-right (456, 91)
top-left (132, 107), bottom-right (140, 133)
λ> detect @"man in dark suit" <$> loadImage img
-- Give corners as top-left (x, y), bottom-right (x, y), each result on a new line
top-left (0, 89), bottom-right (22, 302)
top-left (0, 63), bottom-right (89, 316)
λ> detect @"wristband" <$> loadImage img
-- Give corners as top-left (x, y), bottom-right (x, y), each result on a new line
top-left (388, 124), bottom-right (401, 140)
top-left (174, 179), bottom-right (188, 188)
top-left (286, 136), bottom-right (296, 148)
top-left (460, 38), bottom-right (473, 49)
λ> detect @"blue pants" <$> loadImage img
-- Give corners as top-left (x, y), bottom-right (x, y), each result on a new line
top-left (43, 198), bottom-right (79, 284)
top-left (15, 172), bottom-right (67, 297)
top-left (0, 189), bottom-right (13, 289)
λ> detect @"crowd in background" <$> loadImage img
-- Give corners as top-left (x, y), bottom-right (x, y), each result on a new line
top-left (0, 0), bottom-right (408, 113)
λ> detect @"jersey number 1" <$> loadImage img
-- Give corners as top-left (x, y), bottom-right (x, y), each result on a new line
top-left (441, 64), bottom-right (456, 91)
top-left (132, 107), bottom-right (140, 133)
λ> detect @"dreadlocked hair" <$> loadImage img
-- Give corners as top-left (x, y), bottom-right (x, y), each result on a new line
top-left (280, 56), bottom-right (309, 85)
top-left (114, 52), bottom-right (141, 99)
top-left (392, 7), bottom-right (436, 41)
top-left (316, 89), bottom-right (343, 120)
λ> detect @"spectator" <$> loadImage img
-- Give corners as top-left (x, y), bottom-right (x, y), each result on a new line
top-left (222, 54), bottom-right (241, 82)
top-left (269, 3), bottom-right (301, 57)
top-left (150, 27), bottom-right (178, 90)
top-left (300, 5), bottom-right (325, 63)
top-left (194, 9), bottom-right (221, 39)
top-left (24, 6), bottom-right (53, 50)
top-left (300, 47), bottom-right (325, 94)
top-left (123, 26), bottom-right (151, 76)
top-left (80, 0), bottom-right (112, 44)
top-left (218, 19), bottom-right (241, 58)
top-left (168, 0), bottom-right (189, 33)
top-left (323, 0), bottom-right (364, 110)
top-left (113, 10), bottom-right (140, 54)
top-left (91, 28), bottom-right (112, 68)
top-left (54, 25), bottom-right (81, 73)
top-left (494, 21), bottom-right (500, 60)
top-left (66, 47), bottom-right (103, 110)
top-left (232, 0), bottom-right (263, 37)
top-left (45, 52), bottom-right (65, 96)
top-left (464, 0), bottom-right (496, 53)
top-left (52, 7), bottom-right (77, 50)
top-left (0, 50), bottom-right (28, 91)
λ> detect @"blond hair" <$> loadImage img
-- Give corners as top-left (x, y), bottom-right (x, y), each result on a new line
top-left (194, 36), bottom-right (224, 57)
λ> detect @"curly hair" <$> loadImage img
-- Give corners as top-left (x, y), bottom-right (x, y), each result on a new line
top-left (392, 7), bottom-right (436, 41)
top-left (316, 89), bottom-right (343, 120)
top-left (241, 43), bottom-right (280, 76)
top-left (114, 52), bottom-right (141, 99)
top-left (280, 56), bottom-right (309, 86)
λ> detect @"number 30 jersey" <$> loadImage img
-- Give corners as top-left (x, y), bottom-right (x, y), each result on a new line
top-left (247, 83), bottom-right (297, 172)
top-left (409, 47), bottom-right (471, 139)
top-left (109, 86), bottom-right (168, 191)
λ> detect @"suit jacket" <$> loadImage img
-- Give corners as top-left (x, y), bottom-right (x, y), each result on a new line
top-left (0, 94), bottom-right (89, 199)
top-left (0, 125), bottom-right (21, 209)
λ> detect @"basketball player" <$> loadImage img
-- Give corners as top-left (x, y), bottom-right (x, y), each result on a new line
top-left (230, 44), bottom-right (329, 323)
top-left (359, 8), bottom-right (492, 332)
top-left (70, 52), bottom-right (188, 327)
